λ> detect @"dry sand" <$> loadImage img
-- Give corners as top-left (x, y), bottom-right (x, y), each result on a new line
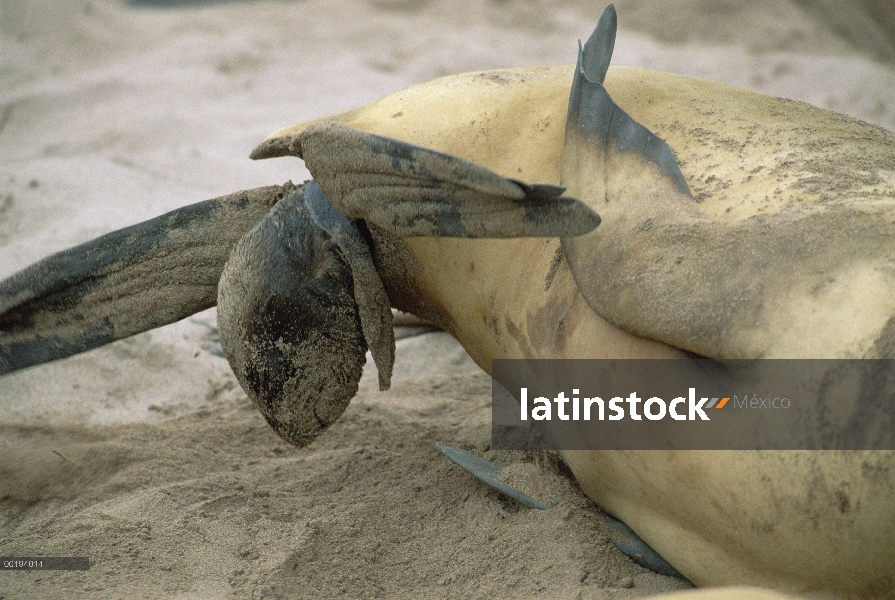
top-left (1, 1), bottom-right (893, 598)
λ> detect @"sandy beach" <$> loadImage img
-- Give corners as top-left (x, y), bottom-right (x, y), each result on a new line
top-left (1, 1), bottom-right (893, 598)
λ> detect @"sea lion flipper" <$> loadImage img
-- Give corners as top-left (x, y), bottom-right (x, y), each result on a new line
top-left (304, 181), bottom-right (394, 391)
top-left (598, 513), bottom-right (689, 580)
top-left (560, 11), bottom-right (709, 353)
top-left (564, 4), bottom-right (616, 138)
top-left (0, 184), bottom-right (290, 375)
top-left (565, 10), bottom-right (691, 199)
top-left (289, 122), bottom-right (601, 239)
top-left (580, 3), bottom-right (617, 85)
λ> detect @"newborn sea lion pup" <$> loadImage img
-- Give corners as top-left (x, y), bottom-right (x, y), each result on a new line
top-left (217, 173), bottom-right (597, 447)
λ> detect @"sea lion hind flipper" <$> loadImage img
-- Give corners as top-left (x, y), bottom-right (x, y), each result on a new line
top-left (304, 181), bottom-right (394, 391)
top-left (566, 14), bottom-right (691, 199)
top-left (580, 4), bottom-right (617, 85)
top-left (294, 122), bottom-right (601, 238)
top-left (0, 184), bottom-right (290, 376)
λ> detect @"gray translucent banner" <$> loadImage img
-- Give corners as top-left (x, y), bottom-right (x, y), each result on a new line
top-left (1, 557), bottom-right (90, 570)
top-left (491, 359), bottom-right (895, 450)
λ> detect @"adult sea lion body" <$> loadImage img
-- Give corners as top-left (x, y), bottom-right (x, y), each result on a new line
top-left (641, 588), bottom-right (808, 600)
top-left (254, 103), bottom-right (895, 596)
top-left (1, 6), bottom-right (894, 597)
top-left (248, 9), bottom-right (895, 597)
top-left (259, 62), bottom-right (895, 362)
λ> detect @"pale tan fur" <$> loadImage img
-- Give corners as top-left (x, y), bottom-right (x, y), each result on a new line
top-left (255, 65), bottom-right (895, 597)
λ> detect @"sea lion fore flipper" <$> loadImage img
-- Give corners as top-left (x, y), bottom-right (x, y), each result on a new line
top-left (0, 184), bottom-right (290, 375)
top-left (304, 181), bottom-right (394, 390)
top-left (560, 9), bottom-right (712, 353)
top-left (286, 122), bottom-right (601, 239)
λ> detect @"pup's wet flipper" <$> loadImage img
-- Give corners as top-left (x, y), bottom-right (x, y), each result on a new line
top-left (0, 184), bottom-right (290, 375)
top-left (305, 181), bottom-right (394, 391)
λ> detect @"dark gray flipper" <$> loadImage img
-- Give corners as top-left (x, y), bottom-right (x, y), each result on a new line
top-left (581, 3), bottom-right (617, 85)
top-left (599, 513), bottom-right (689, 580)
top-left (566, 9), bottom-right (692, 198)
top-left (435, 444), bottom-right (549, 510)
top-left (563, 8), bottom-right (895, 362)
top-left (0, 184), bottom-right (291, 375)
top-left (275, 122), bottom-right (601, 239)
top-left (564, 4), bottom-right (616, 147)
top-left (305, 181), bottom-right (394, 390)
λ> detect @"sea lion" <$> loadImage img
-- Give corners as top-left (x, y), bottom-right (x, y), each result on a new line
top-left (216, 178), bottom-right (598, 447)
top-left (247, 7), bottom-right (895, 597)
top-left (1, 5), bottom-right (894, 597)
top-left (640, 588), bottom-right (806, 600)
top-left (258, 33), bottom-right (895, 362)
top-left (558, 7), bottom-right (895, 361)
